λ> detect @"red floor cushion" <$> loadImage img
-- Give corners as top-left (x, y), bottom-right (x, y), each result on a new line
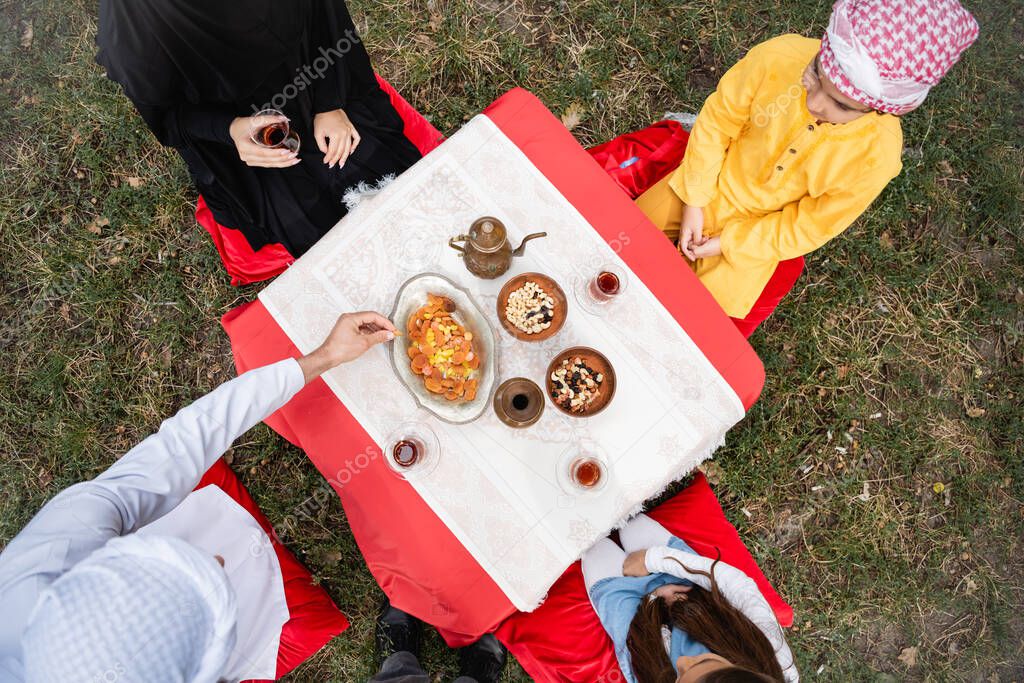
top-left (197, 75), bottom-right (445, 286)
top-left (195, 459), bottom-right (349, 681)
top-left (494, 472), bottom-right (792, 683)
top-left (587, 120), bottom-right (690, 200)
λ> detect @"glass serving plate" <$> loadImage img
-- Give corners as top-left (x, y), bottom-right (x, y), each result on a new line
top-left (389, 273), bottom-right (498, 424)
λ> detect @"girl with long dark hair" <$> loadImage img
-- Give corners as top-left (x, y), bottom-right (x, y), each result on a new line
top-left (96, 0), bottom-right (421, 258)
top-left (583, 515), bottom-right (798, 683)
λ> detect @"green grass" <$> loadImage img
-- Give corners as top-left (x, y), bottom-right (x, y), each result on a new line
top-left (2, 0), bottom-right (1022, 681)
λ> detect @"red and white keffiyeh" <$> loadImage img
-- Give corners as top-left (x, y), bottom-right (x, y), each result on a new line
top-left (820, 0), bottom-right (979, 115)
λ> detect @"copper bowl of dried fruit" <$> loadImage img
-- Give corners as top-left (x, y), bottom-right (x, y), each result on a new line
top-left (546, 347), bottom-right (616, 417)
top-left (497, 272), bottom-right (567, 342)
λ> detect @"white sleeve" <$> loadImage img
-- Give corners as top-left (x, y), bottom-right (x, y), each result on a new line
top-left (0, 358), bottom-right (306, 665)
top-left (645, 547), bottom-right (799, 682)
top-left (1, 358), bottom-right (306, 568)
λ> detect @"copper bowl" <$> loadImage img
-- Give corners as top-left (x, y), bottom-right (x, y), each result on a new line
top-left (493, 377), bottom-right (545, 428)
top-left (497, 272), bottom-right (568, 342)
top-left (546, 347), bottom-right (617, 417)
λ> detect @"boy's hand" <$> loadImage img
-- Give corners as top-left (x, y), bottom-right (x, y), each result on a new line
top-left (678, 204), bottom-right (705, 261)
top-left (690, 236), bottom-right (721, 259)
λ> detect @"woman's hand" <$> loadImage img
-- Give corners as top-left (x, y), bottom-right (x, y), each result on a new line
top-left (690, 236), bottom-right (721, 259)
top-left (678, 204), bottom-right (706, 261)
top-left (228, 115), bottom-right (300, 168)
top-left (653, 584), bottom-right (691, 603)
top-left (314, 109), bottom-right (361, 168)
top-left (623, 550), bottom-right (650, 577)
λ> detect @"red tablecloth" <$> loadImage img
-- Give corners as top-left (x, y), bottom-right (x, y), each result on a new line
top-left (222, 88), bottom-right (764, 646)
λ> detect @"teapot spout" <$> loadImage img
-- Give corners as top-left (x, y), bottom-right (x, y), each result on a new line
top-left (512, 232), bottom-right (548, 257)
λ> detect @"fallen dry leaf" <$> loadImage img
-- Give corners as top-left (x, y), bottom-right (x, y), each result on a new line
top-left (127, 176), bottom-right (144, 188)
top-left (86, 216), bottom-right (110, 235)
top-left (856, 482), bottom-right (870, 502)
top-left (20, 21), bottom-right (33, 49)
top-left (879, 231), bottom-right (893, 249)
top-left (897, 645), bottom-right (919, 668)
top-left (700, 460), bottom-right (723, 485)
top-left (965, 406), bottom-right (986, 418)
top-left (560, 102), bottom-right (586, 131)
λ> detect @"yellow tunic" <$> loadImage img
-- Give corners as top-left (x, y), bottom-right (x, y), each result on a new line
top-left (636, 34), bottom-right (903, 318)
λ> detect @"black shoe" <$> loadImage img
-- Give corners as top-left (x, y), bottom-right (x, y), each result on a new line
top-left (457, 634), bottom-right (507, 683)
top-left (375, 596), bottom-right (424, 664)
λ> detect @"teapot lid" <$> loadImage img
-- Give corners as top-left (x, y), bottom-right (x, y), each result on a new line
top-left (468, 217), bottom-right (507, 253)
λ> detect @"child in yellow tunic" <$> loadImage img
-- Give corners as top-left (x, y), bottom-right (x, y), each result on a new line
top-left (637, 0), bottom-right (979, 320)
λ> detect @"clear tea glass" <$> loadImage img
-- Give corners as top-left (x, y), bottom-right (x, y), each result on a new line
top-left (557, 443), bottom-right (610, 494)
top-left (250, 108), bottom-right (300, 153)
top-left (384, 422), bottom-right (439, 477)
top-left (575, 263), bottom-right (629, 314)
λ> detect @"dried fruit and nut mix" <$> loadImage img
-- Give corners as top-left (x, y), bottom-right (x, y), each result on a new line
top-left (407, 293), bottom-right (480, 402)
top-left (550, 356), bottom-right (605, 413)
top-left (505, 281), bottom-right (556, 335)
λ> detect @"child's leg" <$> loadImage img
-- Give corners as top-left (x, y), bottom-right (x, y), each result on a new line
top-left (619, 513), bottom-right (674, 553)
top-left (730, 256), bottom-right (805, 338)
top-left (635, 173), bottom-right (684, 242)
top-left (581, 538), bottom-right (628, 592)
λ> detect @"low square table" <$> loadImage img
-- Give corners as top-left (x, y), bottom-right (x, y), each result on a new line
top-left (223, 88), bottom-right (764, 645)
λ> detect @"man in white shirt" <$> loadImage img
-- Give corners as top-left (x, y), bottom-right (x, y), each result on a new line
top-left (0, 311), bottom-right (397, 683)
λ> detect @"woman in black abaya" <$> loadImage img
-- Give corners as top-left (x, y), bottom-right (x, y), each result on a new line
top-left (97, 0), bottom-right (421, 257)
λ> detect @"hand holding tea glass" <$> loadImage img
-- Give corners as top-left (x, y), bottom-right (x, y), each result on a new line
top-left (228, 110), bottom-right (301, 168)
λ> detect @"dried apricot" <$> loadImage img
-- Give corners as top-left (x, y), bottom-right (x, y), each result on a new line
top-left (405, 293), bottom-right (481, 402)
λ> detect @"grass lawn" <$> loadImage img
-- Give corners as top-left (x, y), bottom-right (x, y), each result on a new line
top-left (1, 0), bottom-right (1021, 680)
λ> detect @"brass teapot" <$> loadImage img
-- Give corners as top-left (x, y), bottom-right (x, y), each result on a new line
top-left (449, 217), bottom-right (546, 280)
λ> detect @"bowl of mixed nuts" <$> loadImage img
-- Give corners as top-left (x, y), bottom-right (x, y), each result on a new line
top-left (497, 272), bottom-right (567, 342)
top-left (546, 347), bottom-right (616, 417)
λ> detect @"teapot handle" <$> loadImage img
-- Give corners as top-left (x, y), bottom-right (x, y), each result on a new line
top-left (512, 232), bottom-right (548, 257)
top-left (448, 235), bottom-right (470, 254)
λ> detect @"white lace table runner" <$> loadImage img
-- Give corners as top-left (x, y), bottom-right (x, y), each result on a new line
top-left (259, 114), bottom-right (744, 611)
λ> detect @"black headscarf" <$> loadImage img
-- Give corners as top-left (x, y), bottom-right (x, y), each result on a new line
top-left (96, 0), bottom-right (308, 106)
